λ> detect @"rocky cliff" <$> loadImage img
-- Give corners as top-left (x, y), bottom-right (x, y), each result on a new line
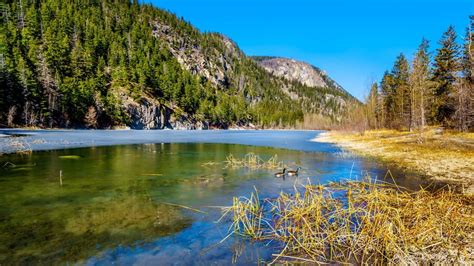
top-left (120, 92), bottom-right (208, 130)
top-left (253, 57), bottom-right (351, 97)
top-left (252, 57), bottom-right (358, 121)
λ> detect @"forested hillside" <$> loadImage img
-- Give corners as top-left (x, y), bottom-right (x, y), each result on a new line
top-left (253, 56), bottom-right (357, 121)
top-left (0, 0), bottom-right (356, 129)
top-left (365, 18), bottom-right (473, 132)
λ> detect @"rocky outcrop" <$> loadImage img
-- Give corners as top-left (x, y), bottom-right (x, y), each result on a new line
top-left (120, 91), bottom-right (209, 130)
top-left (257, 57), bottom-right (327, 88)
top-left (170, 118), bottom-right (209, 130)
top-left (251, 56), bottom-right (358, 121)
top-left (125, 98), bottom-right (171, 129)
top-left (152, 22), bottom-right (238, 88)
top-left (253, 57), bottom-right (351, 97)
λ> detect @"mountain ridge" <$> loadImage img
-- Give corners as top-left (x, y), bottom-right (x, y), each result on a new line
top-left (252, 56), bottom-right (354, 99)
top-left (1, 0), bottom-right (357, 129)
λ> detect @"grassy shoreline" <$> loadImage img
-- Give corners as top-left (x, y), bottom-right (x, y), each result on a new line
top-left (313, 129), bottom-right (474, 194)
top-left (225, 178), bottom-right (474, 264)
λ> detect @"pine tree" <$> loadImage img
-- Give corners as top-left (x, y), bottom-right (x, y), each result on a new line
top-left (380, 71), bottom-right (395, 128)
top-left (432, 26), bottom-right (461, 126)
top-left (391, 54), bottom-right (410, 129)
top-left (366, 82), bottom-right (379, 129)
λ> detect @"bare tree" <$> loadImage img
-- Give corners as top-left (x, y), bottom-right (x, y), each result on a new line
top-left (366, 82), bottom-right (379, 129)
top-left (455, 79), bottom-right (473, 131)
top-left (456, 18), bottom-right (474, 131)
top-left (409, 39), bottom-right (431, 130)
top-left (7, 106), bottom-right (17, 127)
top-left (84, 106), bottom-right (98, 128)
top-left (17, 0), bottom-right (24, 28)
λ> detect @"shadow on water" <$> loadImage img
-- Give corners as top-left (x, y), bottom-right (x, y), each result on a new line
top-left (0, 136), bottom-right (428, 264)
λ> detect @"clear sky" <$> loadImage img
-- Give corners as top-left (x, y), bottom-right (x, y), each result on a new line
top-left (145, 0), bottom-right (472, 100)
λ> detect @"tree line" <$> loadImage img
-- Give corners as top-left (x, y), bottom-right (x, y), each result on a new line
top-left (365, 17), bottom-right (473, 132)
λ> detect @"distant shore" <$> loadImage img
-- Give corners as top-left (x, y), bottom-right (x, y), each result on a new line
top-left (313, 129), bottom-right (474, 194)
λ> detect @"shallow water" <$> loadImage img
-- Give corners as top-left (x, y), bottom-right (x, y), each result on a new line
top-left (0, 130), bottom-right (423, 264)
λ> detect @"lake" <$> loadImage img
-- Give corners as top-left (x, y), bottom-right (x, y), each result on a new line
top-left (0, 130), bottom-right (423, 264)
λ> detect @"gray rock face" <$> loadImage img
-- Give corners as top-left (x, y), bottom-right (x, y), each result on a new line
top-left (257, 57), bottom-right (328, 88)
top-left (152, 22), bottom-right (236, 89)
top-left (253, 57), bottom-right (351, 97)
top-left (125, 98), bottom-right (172, 129)
top-left (170, 119), bottom-right (209, 130)
top-left (122, 94), bottom-right (209, 130)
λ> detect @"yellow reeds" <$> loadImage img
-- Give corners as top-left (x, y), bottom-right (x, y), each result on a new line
top-left (224, 153), bottom-right (285, 170)
top-left (222, 177), bottom-right (474, 264)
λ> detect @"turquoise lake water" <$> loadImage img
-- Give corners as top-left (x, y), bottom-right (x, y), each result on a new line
top-left (0, 130), bottom-right (424, 264)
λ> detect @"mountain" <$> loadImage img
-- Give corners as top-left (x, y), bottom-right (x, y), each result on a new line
top-left (253, 56), bottom-right (351, 96)
top-left (0, 0), bottom-right (357, 129)
top-left (252, 56), bottom-right (358, 120)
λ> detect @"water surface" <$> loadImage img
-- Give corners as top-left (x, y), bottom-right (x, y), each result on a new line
top-left (0, 130), bottom-right (423, 264)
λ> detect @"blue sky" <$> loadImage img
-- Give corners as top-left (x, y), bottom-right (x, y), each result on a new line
top-left (146, 0), bottom-right (472, 101)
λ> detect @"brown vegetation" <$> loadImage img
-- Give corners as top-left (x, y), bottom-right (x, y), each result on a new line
top-left (224, 153), bottom-right (285, 170)
top-left (315, 129), bottom-right (474, 194)
top-left (222, 178), bottom-right (474, 264)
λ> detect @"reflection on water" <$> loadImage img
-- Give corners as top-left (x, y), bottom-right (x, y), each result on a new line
top-left (0, 136), bottom-right (424, 264)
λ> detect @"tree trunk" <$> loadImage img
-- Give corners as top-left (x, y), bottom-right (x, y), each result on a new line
top-left (420, 90), bottom-right (425, 128)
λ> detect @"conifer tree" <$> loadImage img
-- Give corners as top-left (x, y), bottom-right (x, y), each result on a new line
top-left (432, 26), bottom-right (461, 126)
top-left (380, 71), bottom-right (396, 128)
top-left (366, 82), bottom-right (379, 129)
top-left (391, 54), bottom-right (410, 129)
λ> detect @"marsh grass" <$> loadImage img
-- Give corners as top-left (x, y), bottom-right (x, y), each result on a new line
top-left (221, 177), bottom-right (474, 264)
top-left (224, 153), bottom-right (285, 170)
top-left (318, 129), bottom-right (474, 193)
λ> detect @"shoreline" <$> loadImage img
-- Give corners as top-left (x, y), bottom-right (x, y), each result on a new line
top-left (312, 129), bottom-right (474, 194)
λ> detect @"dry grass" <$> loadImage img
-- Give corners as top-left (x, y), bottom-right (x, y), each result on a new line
top-left (315, 129), bottom-right (474, 194)
top-left (222, 178), bottom-right (474, 264)
top-left (8, 138), bottom-right (33, 155)
top-left (224, 153), bottom-right (285, 170)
